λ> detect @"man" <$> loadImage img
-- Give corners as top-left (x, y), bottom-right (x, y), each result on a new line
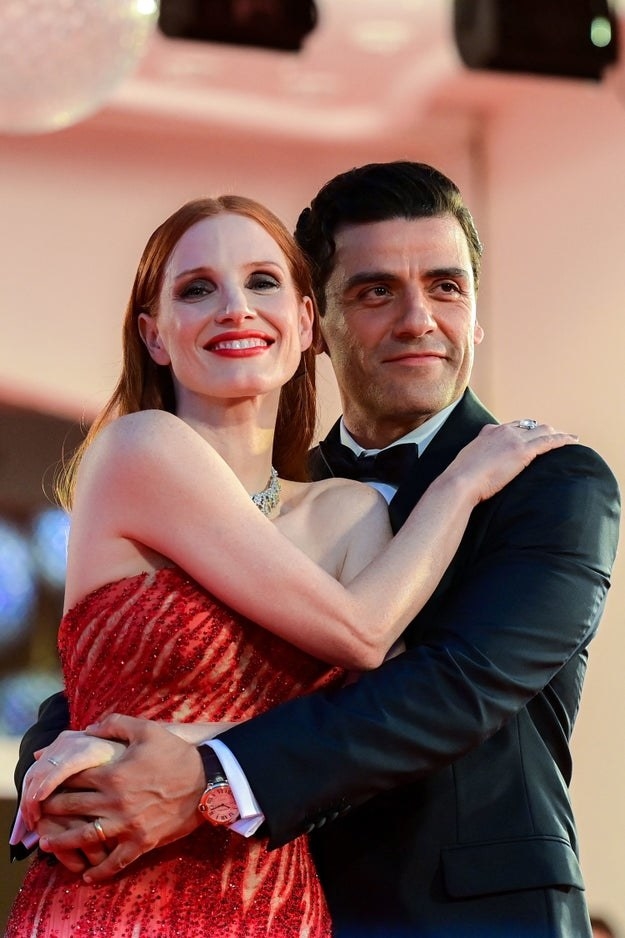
top-left (14, 162), bottom-right (620, 936)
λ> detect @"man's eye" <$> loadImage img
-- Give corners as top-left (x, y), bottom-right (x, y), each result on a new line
top-left (437, 281), bottom-right (461, 294)
top-left (360, 285), bottom-right (391, 300)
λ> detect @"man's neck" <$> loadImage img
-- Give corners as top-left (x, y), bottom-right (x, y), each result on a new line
top-left (340, 398), bottom-right (462, 456)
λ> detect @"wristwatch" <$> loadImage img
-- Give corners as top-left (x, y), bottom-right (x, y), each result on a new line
top-left (197, 746), bottom-right (240, 827)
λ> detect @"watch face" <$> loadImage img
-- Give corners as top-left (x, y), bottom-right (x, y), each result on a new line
top-left (199, 783), bottom-right (240, 826)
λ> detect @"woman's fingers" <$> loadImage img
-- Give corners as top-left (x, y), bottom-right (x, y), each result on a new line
top-left (21, 732), bottom-right (126, 828)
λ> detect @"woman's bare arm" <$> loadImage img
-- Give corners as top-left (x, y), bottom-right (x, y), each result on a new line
top-left (68, 411), bottom-right (575, 671)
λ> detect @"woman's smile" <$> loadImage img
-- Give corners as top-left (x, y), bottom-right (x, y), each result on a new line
top-left (205, 330), bottom-right (275, 356)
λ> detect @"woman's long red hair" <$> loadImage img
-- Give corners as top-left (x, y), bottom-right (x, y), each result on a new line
top-left (57, 196), bottom-right (319, 509)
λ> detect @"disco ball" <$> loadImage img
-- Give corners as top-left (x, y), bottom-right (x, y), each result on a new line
top-left (0, 0), bottom-right (159, 135)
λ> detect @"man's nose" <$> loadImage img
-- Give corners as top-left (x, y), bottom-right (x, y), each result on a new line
top-left (393, 288), bottom-right (435, 337)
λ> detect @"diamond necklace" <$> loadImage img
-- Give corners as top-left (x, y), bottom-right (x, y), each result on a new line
top-left (251, 467), bottom-right (281, 516)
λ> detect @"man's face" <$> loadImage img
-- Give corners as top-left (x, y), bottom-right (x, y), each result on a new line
top-left (320, 214), bottom-right (484, 448)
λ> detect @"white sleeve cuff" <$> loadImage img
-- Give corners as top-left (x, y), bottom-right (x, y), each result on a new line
top-left (9, 807), bottom-right (40, 849)
top-left (206, 739), bottom-right (265, 837)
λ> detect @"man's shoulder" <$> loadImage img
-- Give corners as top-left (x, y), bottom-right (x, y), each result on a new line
top-left (492, 441), bottom-right (621, 534)
top-left (522, 440), bottom-right (618, 487)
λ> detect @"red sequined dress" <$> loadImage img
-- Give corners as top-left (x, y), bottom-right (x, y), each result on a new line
top-left (7, 567), bottom-right (341, 937)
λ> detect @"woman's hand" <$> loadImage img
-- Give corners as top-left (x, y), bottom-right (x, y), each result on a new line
top-left (36, 714), bottom-right (207, 884)
top-left (446, 420), bottom-right (577, 504)
top-left (21, 730), bottom-right (126, 831)
top-left (17, 731), bottom-right (125, 872)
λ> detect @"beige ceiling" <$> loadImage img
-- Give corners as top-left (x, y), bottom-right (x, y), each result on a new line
top-left (113, 0), bottom-right (462, 140)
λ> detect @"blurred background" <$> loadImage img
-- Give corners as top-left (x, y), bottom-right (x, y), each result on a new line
top-left (1, 1), bottom-right (624, 932)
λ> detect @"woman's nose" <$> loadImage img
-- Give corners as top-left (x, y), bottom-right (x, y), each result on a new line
top-left (215, 286), bottom-right (255, 323)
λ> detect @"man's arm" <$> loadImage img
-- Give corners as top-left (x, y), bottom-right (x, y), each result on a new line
top-left (10, 691), bottom-right (70, 860)
top-left (33, 444), bottom-right (620, 875)
top-left (221, 444), bottom-right (619, 847)
top-left (14, 691), bottom-right (69, 796)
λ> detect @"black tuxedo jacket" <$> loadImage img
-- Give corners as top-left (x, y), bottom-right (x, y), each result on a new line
top-left (222, 390), bottom-right (621, 936)
top-left (13, 390), bottom-right (621, 937)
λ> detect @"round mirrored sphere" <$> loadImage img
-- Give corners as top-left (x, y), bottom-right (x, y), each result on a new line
top-left (0, 0), bottom-right (158, 135)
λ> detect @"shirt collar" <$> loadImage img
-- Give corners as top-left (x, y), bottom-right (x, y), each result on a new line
top-left (339, 397), bottom-right (461, 456)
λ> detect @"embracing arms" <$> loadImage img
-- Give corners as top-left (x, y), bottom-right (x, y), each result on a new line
top-left (65, 410), bottom-right (574, 671)
top-left (222, 443), bottom-right (621, 845)
top-left (12, 413), bottom-right (579, 874)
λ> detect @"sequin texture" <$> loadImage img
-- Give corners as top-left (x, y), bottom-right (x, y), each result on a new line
top-left (7, 568), bottom-right (341, 937)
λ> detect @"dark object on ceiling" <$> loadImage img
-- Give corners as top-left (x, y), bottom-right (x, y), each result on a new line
top-left (158, 0), bottom-right (318, 52)
top-left (454, 0), bottom-right (619, 80)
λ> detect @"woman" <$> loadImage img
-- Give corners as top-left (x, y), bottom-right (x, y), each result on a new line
top-left (7, 196), bottom-right (573, 937)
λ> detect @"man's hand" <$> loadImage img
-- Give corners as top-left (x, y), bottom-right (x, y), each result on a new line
top-left (36, 814), bottom-right (111, 874)
top-left (37, 714), bottom-right (206, 883)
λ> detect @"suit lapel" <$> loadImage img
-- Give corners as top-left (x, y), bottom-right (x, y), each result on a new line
top-left (388, 390), bottom-right (497, 532)
top-left (309, 421), bottom-right (343, 481)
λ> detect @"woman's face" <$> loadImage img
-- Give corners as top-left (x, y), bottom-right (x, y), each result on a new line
top-left (139, 212), bottom-right (314, 413)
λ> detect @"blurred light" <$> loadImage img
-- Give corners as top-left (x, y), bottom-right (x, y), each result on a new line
top-left (351, 20), bottom-right (413, 54)
top-left (0, 670), bottom-right (63, 735)
top-left (0, 521), bottom-right (37, 648)
top-left (31, 508), bottom-right (70, 590)
top-left (591, 16), bottom-right (612, 47)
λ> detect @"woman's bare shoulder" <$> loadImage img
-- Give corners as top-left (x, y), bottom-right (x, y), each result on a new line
top-left (92, 410), bottom-right (183, 448)
top-left (281, 475), bottom-right (387, 520)
top-left (276, 477), bottom-right (391, 575)
top-left (80, 411), bottom-right (196, 474)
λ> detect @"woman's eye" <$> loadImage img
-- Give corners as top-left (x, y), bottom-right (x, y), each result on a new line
top-left (179, 280), bottom-right (213, 299)
top-left (247, 272), bottom-right (280, 291)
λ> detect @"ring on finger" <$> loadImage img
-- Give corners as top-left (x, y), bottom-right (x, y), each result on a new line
top-left (518, 419), bottom-right (538, 430)
top-left (47, 757), bottom-right (60, 766)
top-left (92, 818), bottom-right (108, 844)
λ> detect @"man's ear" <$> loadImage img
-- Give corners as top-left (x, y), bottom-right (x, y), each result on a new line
top-left (473, 319), bottom-right (485, 346)
top-left (138, 313), bottom-right (171, 366)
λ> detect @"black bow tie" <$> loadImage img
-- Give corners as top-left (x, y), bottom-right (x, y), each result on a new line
top-left (320, 440), bottom-right (418, 487)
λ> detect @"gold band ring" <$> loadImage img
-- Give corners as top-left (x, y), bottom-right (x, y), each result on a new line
top-left (93, 818), bottom-right (107, 844)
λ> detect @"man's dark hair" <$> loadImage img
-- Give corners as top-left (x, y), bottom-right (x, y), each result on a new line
top-left (294, 160), bottom-right (483, 315)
